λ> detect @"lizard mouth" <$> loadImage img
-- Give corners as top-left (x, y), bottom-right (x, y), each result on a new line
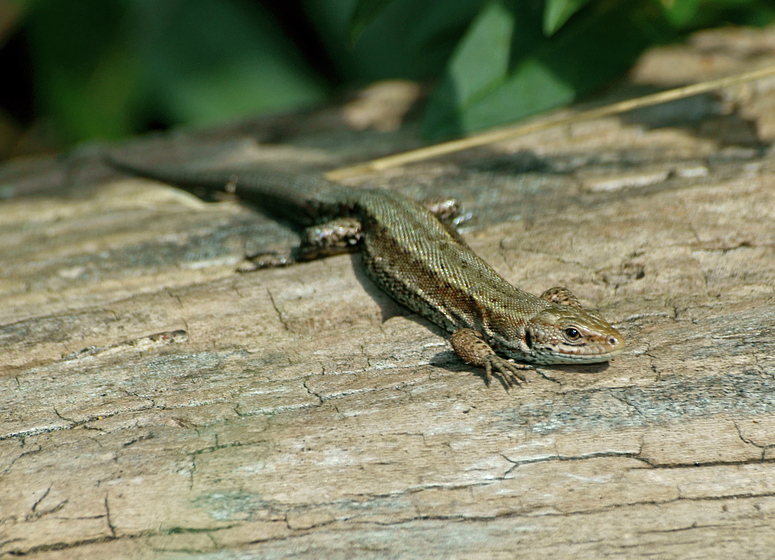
top-left (518, 326), bottom-right (625, 364)
top-left (557, 341), bottom-right (626, 363)
top-left (561, 329), bottom-right (626, 363)
top-left (526, 336), bottom-right (626, 365)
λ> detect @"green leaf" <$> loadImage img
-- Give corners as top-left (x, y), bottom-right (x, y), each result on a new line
top-left (347, 0), bottom-right (398, 43)
top-left (26, 0), bottom-right (143, 142)
top-left (458, 58), bottom-right (576, 133)
top-left (24, 0), bottom-right (329, 143)
top-left (422, 0), bottom-right (519, 139)
top-left (543, 0), bottom-right (591, 35)
top-left (658, 0), bottom-right (773, 29)
top-left (449, 0), bottom-right (514, 103)
top-left (423, 0), bottom-right (674, 140)
top-left (313, 0), bottom-right (488, 83)
top-left (135, 0), bottom-right (327, 126)
top-left (404, 0), bottom-right (487, 52)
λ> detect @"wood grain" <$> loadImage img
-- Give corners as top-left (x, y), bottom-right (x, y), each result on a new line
top-left (3, 26), bottom-right (775, 559)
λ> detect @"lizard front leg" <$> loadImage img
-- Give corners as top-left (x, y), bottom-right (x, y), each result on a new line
top-left (450, 328), bottom-right (530, 388)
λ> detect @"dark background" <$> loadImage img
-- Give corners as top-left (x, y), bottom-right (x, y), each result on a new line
top-left (0, 0), bottom-right (772, 161)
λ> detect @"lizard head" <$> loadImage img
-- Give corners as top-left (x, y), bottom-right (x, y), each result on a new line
top-left (519, 304), bottom-right (626, 365)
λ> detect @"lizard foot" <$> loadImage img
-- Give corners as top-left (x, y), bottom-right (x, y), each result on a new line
top-left (483, 355), bottom-right (531, 388)
top-left (296, 218), bottom-right (363, 260)
top-left (238, 252), bottom-right (295, 272)
top-left (450, 328), bottom-right (532, 389)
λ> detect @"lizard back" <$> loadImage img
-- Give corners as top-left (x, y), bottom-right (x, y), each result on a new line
top-left (352, 189), bottom-right (550, 335)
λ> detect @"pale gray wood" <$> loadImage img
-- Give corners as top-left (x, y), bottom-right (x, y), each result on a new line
top-left (3, 27), bottom-right (775, 559)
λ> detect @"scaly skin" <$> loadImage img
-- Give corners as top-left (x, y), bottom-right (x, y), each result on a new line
top-left (110, 159), bottom-right (625, 387)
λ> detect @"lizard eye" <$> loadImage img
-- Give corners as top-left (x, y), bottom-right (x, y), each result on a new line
top-left (564, 327), bottom-right (581, 341)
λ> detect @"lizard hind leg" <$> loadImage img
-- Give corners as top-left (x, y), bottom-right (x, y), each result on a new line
top-left (239, 217), bottom-right (363, 272)
top-left (295, 217), bottom-right (364, 261)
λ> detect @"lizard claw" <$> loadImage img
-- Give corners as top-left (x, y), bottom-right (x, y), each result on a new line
top-left (451, 328), bottom-right (532, 389)
top-left (485, 355), bottom-right (531, 388)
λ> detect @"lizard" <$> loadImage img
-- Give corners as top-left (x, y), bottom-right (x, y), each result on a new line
top-left (109, 158), bottom-right (625, 387)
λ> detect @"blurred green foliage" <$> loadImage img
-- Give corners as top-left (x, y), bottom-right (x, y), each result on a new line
top-left (3, 0), bottom-right (775, 147)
